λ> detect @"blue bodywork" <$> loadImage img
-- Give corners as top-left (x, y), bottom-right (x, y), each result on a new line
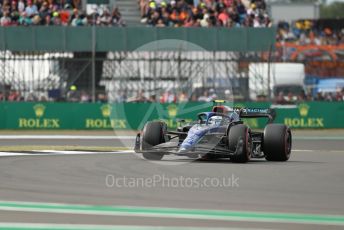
top-left (135, 102), bottom-right (277, 160)
top-left (178, 112), bottom-right (239, 153)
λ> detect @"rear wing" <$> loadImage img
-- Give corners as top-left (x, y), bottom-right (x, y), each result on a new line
top-left (234, 107), bottom-right (276, 123)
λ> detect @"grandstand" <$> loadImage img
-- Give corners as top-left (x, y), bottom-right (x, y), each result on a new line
top-left (0, 0), bottom-right (343, 103)
top-left (139, 0), bottom-right (270, 27)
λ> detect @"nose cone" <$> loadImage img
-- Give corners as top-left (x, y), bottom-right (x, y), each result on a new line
top-left (179, 125), bottom-right (208, 154)
top-left (179, 135), bottom-right (198, 154)
top-left (177, 147), bottom-right (189, 155)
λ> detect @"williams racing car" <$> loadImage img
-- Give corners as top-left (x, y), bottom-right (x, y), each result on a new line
top-left (134, 101), bottom-right (292, 163)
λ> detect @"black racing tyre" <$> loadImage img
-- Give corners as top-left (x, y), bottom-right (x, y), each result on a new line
top-left (228, 124), bottom-right (252, 163)
top-left (263, 124), bottom-right (292, 161)
top-left (141, 121), bottom-right (166, 160)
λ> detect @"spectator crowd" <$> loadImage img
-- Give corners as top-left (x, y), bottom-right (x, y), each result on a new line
top-left (2, 87), bottom-right (344, 103)
top-left (139, 0), bottom-right (271, 28)
top-left (122, 88), bottom-right (344, 103)
top-left (0, 0), bottom-right (125, 26)
top-left (0, 1), bottom-right (343, 103)
top-left (274, 89), bottom-right (344, 105)
top-left (277, 19), bottom-right (344, 46)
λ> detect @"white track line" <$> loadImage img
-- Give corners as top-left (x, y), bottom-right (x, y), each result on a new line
top-left (0, 151), bottom-right (133, 157)
top-left (0, 205), bottom-right (343, 226)
top-left (293, 149), bottom-right (314, 152)
top-left (0, 152), bottom-right (33, 156)
top-left (0, 149), bottom-right (342, 157)
top-left (35, 150), bottom-right (116, 154)
top-left (293, 149), bottom-right (344, 153)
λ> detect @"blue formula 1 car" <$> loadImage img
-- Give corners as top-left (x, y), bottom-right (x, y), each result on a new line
top-left (134, 101), bottom-right (292, 163)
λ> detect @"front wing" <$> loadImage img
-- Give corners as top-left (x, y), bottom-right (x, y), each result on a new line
top-left (134, 133), bottom-right (236, 156)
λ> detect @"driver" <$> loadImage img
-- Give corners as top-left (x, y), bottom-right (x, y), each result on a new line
top-left (208, 116), bottom-right (223, 126)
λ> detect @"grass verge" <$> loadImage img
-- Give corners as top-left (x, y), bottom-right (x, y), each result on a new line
top-left (0, 146), bottom-right (131, 152)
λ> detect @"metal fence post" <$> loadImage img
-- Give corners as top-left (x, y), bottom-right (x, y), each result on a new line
top-left (92, 11), bottom-right (96, 102)
top-left (267, 44), bottom-right (273, 100)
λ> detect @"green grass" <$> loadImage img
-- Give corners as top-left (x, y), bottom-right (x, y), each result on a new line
top-left (0, 146), bottom-right (130, 152)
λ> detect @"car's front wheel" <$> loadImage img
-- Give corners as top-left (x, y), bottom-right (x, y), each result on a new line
top-left (141, 121), bottom-right (166, 160)
top-left (228, 124), bottom-right (252, 163)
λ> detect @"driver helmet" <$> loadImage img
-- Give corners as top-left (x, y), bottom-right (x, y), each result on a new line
top-left (208, 115), bottom-right (223, 126)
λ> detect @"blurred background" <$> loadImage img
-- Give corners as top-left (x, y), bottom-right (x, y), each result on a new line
top-left (1, 2), bottom-right (344, 229)
top-left (0, 0), bottom-right (343, 129)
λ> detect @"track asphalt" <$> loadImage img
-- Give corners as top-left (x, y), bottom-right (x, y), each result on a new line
top-left (0, 131), bottom-right (343, 229)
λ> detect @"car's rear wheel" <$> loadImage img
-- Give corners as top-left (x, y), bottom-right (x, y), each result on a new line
top-left (228, 124), bottom-right (252, 163)
top-left (141, 121), bottom-right (166, 160)
top-left (263, 124), bottom-right (292, 161)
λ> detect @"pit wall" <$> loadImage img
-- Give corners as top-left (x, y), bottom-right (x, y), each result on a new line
top-left (0, 102), bottom-right (342, 130)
